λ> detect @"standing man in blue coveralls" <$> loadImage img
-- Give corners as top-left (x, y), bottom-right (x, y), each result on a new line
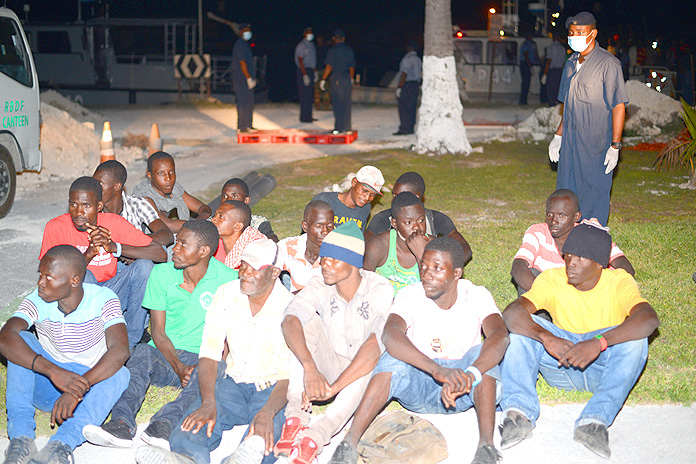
top-left (393, 41), bottom-right (422, 136)
top-left (320, 29), bottom-right (356, 135)
top-left (233, 23), bottom-right (257, 133)
top-left (548, 12), bottom-right (628, 226)
top-left (295, 27), bottom-right (317, 123)
top-left (519, 33), bottom-right (539, 106)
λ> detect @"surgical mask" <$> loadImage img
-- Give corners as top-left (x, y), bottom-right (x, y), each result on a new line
top-left (568, 34), bottom-right (593, 53)
top-left (306, 33), bottom-right (314, 41)
top-left (243, 31), bottom-right (252, 41)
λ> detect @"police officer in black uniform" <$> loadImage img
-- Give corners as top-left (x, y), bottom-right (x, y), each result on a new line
top-left (319, 29), bottom-right (356, 134)
top-left (232, 23), bottom-right (256, 132)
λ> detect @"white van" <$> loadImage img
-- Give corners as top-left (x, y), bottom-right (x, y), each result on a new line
top-left (0, 7), bottom-right (41, 218)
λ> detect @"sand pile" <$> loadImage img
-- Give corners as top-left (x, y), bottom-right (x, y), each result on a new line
top-left (40, 90), bottom-right (100, 123)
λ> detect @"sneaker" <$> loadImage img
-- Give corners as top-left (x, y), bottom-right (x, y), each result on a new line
top-left (3, 436), bottom-right (37, 464)
top-left (471, 444), bottom-right (502, 464)
top-left (27, 441), bottom-right (73, 464)
top-left (141, 421), bottom-right (172, 449)
top-left (134, 446), bottom-right (195, 464)
top-left (221, 435), bottom-right (266, 464)
top-left (273, 417), bottom-right (306, 457)
top-left (499, 411), bottom-right (533, 449)
top-left (574, 422), bottom-right (611, 459)
top-left (82, 420), bottom-right (134, 448)
top-left (327, 440), bottom-right (358, 464)
top-left (288, 436), bottom-right (318, 464)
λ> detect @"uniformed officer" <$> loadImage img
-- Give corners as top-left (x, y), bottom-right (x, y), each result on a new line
top-left (548, 12), bottom-right (628, 226)
top-left (519, 33), bottom-right (539, 106)
top-left (542, 33), bottom-right (567, 106)
top-left (232, 23), bottom-right (256, 133)
top-left (320, 29), bottom-right (356, 134)
top-left (295, 27), bottom-right (317, 123)
top-left (393, 41), bottom-right (422, 136)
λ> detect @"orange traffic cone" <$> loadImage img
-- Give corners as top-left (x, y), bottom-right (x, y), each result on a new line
top-left (100, 121), bottom-right (115, 164)
top-left (149, 123), bottom-right (163, 156)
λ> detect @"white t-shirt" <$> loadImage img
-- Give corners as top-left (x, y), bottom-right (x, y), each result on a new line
top-left (391, 280), bottom-right (500, 360)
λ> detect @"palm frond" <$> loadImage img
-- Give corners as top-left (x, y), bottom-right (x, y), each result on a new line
top-left (653, 99), bottom-right (696, 174)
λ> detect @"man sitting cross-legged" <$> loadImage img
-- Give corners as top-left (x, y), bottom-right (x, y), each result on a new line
top-left (93, 160), bottom-right (174, 247)
top-left (40, 176), bottom-right (167, 349)
top-left (328, 237), bottom-right (509, 464)
top-left (0, 245), bottom-right (130, 464)
top-left (364, 192), bottom-right (430, 294)
top-left (499, 223), bottom-right (659, 459)
top-left (135, 239), bottom-right (292, 464)
top-left (82, 220), bottom-right (238, 449)
top-left (133, 151), bottom-right (212, 234)
top-left (275, 222), bottom-right (394, 464)
top-left (212, 200), bottom-right (267, 270)
top-left (277, 200), bottom-right (334, 293)
top-left (511, 188), bottom-right (634, 295)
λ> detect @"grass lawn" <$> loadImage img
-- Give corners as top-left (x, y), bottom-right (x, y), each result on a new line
top-left (1, 139), bottom-right (694, 435)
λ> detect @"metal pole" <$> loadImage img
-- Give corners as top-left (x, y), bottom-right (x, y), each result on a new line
top-left (77, 0), bottom-right (82, 23)
top-left (488, 42), bottom-right (495, 101)
top-left (198, 0), bottom-right (205, 98)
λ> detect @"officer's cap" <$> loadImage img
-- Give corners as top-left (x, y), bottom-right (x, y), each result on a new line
top-left (565, 12), bottom-right (596, 29)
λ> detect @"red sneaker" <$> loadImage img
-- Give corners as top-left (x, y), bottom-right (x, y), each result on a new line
top-left (274, 417), bottom-right (306, 457)
top-left (288, 436), bottom-right (319, 464)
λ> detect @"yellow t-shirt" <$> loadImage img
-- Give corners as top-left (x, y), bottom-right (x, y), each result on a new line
top-left (523, 268), bottom-right (647, 334)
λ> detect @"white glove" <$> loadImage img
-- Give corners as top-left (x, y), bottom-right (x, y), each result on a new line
top-left (604, 146), bottom-right (620, 174)
top-left (246, 77), bottom-right (257, 89)
top-left (395, 87), bottom-right (402, 98)
top-left (540, 74), bottom-right (547, 85)
top-left (549, 134), bottom-right (562, 162)
top-left (319, 79), bottom-right (326, 91)
top-left (302, 74), bottom-right (311, 86)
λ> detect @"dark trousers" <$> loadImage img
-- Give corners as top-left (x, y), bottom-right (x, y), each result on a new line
top-left (234, 80), bottom-right (254, 130)
top-left (398, 81), bottom-right (419, 134)
top-left (547, 68), bottom-right (563, 106)
top-left (330, 76), bottom-right (352, 132)
top-left (519, 63), bottom-right (531, 105)
top-left (297, 67), bottom-right (315, 122)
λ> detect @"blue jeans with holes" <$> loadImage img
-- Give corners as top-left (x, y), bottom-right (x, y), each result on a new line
top-left (6, 331), bottom-right (130, 449)
top-left (500, 315), bottom-right (648, 428)
top-left (110, 343), bottom-right (199, 434)
top-left (373, 345), bottom-right (502, 415)
top-left (169, 375), bottom-right (285, 464)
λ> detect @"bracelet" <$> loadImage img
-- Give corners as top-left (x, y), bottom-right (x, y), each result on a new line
top-left (595, 334), bottom-right (608, 351)
top-left (112, 242), bottom-right (122, 258)
top-left (31, 353), bottom-right (41, 372)
top-left (464, 365), bottom-right (482, 387)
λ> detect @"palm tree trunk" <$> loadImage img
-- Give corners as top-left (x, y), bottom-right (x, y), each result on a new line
top-left (415, 0), bottom-right (472, 155)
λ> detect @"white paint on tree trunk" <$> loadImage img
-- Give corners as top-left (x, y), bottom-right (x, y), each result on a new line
top-left (415, 55), bottom-right (472, 156)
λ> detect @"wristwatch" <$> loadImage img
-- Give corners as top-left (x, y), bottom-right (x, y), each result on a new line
top-left (610, 142), bottom-right (623, 150)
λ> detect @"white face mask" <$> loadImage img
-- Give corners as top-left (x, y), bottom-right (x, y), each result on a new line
top-left (243, 31), bottom-right (252, 41)
top-left (306, 33), bottom-right (314, 41)
top-left (568, 33), bottom-right (593, 53)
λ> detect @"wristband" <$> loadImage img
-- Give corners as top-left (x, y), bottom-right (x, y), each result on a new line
top-left (465, 366), bottom-right (482, 387)
top-left (112, 242), bottom-right (122, 258)
top-left (595, 334), bottom-right (608, 351)
top-left (31, 353), bottom-right (41, 372)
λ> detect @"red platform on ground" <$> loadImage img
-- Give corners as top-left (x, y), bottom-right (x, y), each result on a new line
top-left (237, 129), bottom-right (358, 144)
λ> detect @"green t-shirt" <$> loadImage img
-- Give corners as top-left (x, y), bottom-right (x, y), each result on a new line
top-left (143, 258), bottom-right (238, 354)
top-left (375, 229), bottom-right (420, 294)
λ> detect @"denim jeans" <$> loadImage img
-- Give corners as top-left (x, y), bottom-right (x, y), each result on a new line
top-left (373, 345), bottom-right (502, 415)
top-left (500, 315), bottom-right (648, 427)
top-left (169, 376), bottom-right (285, 464)
top-left (110, 343), bottom-right (199, 434)
top-left (6, 331), bottom-right (130, 449)
top-left (85, 259), bottom-right (154, 349)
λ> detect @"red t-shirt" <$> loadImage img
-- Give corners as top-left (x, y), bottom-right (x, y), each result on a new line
top-left (40, 213), bottom-right (153, 282)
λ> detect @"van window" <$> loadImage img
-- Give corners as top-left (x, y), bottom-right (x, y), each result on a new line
top-left (37, 31), bottom-right (71, 53)
top-left (0, 17), bottom-right (32, 87)
top-left (487, 42), bottom-right (518, 64)
top-left (454, 40), bottom-right (482, 64)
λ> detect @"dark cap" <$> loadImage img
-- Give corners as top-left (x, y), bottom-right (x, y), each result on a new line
top-left (239, 22), bottom-right (251, 30)
top-left (562, 221), bottom-right (612, 267)
top-left (565, 12), bottom-right (596, 28)
top-left (333, 28), bottom-right (345, 38)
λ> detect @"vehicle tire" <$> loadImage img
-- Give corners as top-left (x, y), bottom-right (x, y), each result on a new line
top-left (0, 147), bottom-right (17, 219)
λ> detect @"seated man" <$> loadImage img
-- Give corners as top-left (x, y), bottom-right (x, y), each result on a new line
top-left (364, 171), bottom-right (472, 264)
top-left (511, 189), bottom-right (634, 294)
top-left (275, 222), bottom-right (394, 464)
top-left (93, 160), bottom-right (174, 247)
top-left (363, 192), bottom-right (429, 293)
top-left (328, 237), bottom-right (509, 464)
top-left (208, 177), bottom-right (279, 242)
top-left (500, 223), bottom-right (659, 459)
top-left (40, 176), bottom-right (167, 349)
top-left (83, 220), bottom-right (238, 449)
top-left (278, 200), bottom-right (334, 292)
top-left (133, 151), bottom-right (212, 234)
top-left (312, 165), bottom-right (384, 232)
top-left (212, 200), bottom-right (267, 270)
top-left (0, 245), bottom-right (130, 464)
top-left (135, 239), bottom-right (292, 464)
